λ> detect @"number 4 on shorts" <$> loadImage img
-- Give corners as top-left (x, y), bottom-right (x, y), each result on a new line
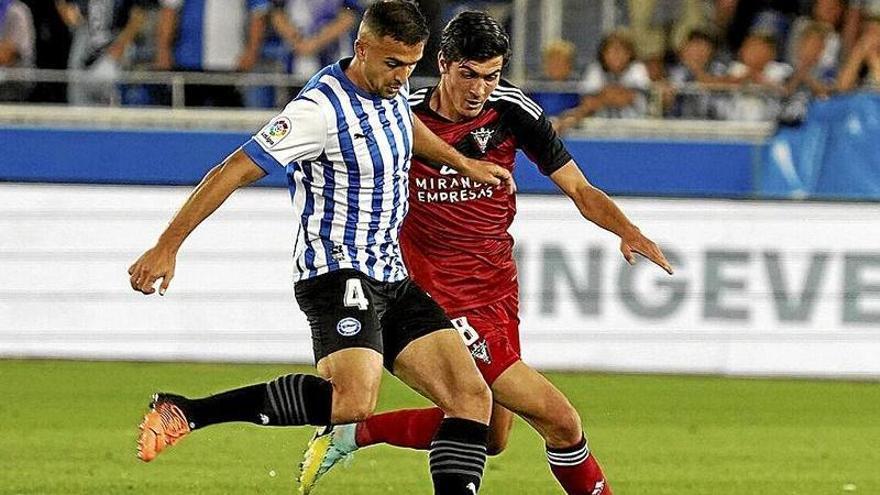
top-left (344, 278), bottom-right (369, 310)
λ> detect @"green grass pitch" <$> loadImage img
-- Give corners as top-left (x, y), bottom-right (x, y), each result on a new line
top-left (2, 359), bottom-right (878, 494)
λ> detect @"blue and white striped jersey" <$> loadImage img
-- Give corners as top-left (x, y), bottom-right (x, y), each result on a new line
top-left (242, 58), bottom-right (413, 283)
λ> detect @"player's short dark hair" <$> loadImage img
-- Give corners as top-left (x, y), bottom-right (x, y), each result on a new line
top-left (440, 11), bottom-right (511, 65)
top-left (361, 0), bottom-right (429, 46)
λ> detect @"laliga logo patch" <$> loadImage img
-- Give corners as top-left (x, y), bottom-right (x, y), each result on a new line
top-left (336, 317), bottom-right (361, 337)
top-left (259, 116), bottom-right (291, 147)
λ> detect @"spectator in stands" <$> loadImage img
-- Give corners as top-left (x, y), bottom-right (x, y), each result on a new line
top-left (20, 0), bottom-right (73, 102)
top-left (786, 21), bottom-right (835, 98)
top-left (666, 29), bottom-right (728, 118)
top-left (842, 0), bottom-right (880, 56)
top-left (155, 0), bottom-right (269, 107)
top-left (722, 32), bottom-right (792, 120)
top-left (0, 0), bottom-right (34, 101)
top-left (837, 15), bottom-right (880, 90)
top-left (554, 31), bottom-right (651, 133)
top-left (269, 0), bottom-right (360, 82)
top-left (528, 39), bottom-right (580, 117)
top-left (786, 0), bottom-right (843, 81)
top-left (625, 0), bottom-right (709, 83)
top-left (720, 0), bottom-right (800, 64)
top-left (117, 4), bottom-right (162, 105)
top-left (66, 0), bottom-right (157, 105)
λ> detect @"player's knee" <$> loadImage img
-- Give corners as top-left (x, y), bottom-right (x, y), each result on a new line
top-left (440, 375), bottom-right (492, 420)
top-left (332, 396), bottom-right (376, 423)
top-left (331, 386), bottom-right (378, 423)
top-left (544, 402), bottom-right (583, 446)
top-left (461, 377), bottom-right (492, 410)
top-left (486, 435), bottom-right (509, 456)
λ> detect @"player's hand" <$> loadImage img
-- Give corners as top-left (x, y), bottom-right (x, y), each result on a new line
top-left (128, 245), bottom-right (177, 296)
top-left (460, 158), bottom-right (516, 194)
top-left (620, 231), bottom-right (673, 275)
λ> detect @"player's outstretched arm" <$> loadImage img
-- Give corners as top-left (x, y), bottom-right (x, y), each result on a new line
top-left (411, 115), bottom-right (515, 193)
top-left (128, 149), bottom-right (267, 295)
top-left (551, 160), bottom-right (673, 275)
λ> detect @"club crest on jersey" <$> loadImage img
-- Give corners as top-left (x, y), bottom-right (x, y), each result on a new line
top-left (259, 116), bottom-right (291, 147)
top-left (470, 339), bottom-right (492, 364)
top-left (337, 317), bottom-right (361, 337)
top-left (470, 127), bottom-right (494, 154)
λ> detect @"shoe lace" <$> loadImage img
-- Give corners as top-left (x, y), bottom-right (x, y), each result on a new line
top-left (157, 403), bottom-right (190, 439)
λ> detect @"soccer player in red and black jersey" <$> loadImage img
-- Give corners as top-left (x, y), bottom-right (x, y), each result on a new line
top-left (299, 11), bottom-right (672, 495)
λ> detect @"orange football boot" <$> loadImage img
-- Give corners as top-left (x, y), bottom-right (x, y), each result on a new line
top-left (137, 394), bottom-right (192, 462)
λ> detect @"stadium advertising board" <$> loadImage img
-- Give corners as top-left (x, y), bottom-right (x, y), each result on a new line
top-left (511, 197), bottom-right (880, 378)
top-left (1, 185), bottom-right (877, 378)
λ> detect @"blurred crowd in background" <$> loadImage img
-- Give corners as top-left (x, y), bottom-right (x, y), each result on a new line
top-left (1, 0), bottom-right (879, 126)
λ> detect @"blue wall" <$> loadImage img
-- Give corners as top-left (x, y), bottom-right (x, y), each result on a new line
top-left (761, 92), bottom-right (880, 200)
top-left (0, 127), bottom-right (756, 197)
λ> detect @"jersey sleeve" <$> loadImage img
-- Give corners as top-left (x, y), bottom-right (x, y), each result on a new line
top-left (506, 88), bottom-right (572, 176)
top-left (242, 97), bottom-right (328, 174)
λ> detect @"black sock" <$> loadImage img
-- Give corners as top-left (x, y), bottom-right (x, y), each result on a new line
top-left (161, 374), bottom-right (333, 429)
top-left (429, 417), bottom-right (489, 494)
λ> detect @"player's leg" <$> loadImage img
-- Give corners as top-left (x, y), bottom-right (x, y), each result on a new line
top-left (359, 306), bottom-right (517, 455)
top-left (297, 349), bottom-right (384, 493)
top-left (386, 279), bottom-right (493, 495)
top-left (301, 303), bottom-right (515, 466)
top-left (298, 295), bottom-right (512, 493)
top-left (137, 270), bottom-right (384, 462)
top-left (137, 369), bottom-right (338, 462)
top-left (298, 279), bottom-right (491, 494)
top-left (486, 402), bottom-right (515, 455)
top-left (492, 361), bottom-right (611, 495)
top-left (392, 329), bottom-right (493, 495)
top-left (351, 400), bottom-right (514, 454)
top-left (315, 348), bottom-right (384, 424)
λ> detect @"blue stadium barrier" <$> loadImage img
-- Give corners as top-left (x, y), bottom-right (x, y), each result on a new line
top-left (761, 92), bottom-right (880, 200)
top-left (0, 127), bottom-right (757, 197)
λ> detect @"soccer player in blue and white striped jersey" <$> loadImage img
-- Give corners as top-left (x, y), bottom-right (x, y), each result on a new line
top-left (129, 2), bottom-right (512, 494)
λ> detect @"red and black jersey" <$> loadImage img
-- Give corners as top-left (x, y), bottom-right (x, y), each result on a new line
top-left (400, 80), bottom-right (572, 313)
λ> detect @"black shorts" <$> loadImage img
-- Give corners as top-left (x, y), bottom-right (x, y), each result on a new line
top-left (294, 269), bottom-right (452, 371)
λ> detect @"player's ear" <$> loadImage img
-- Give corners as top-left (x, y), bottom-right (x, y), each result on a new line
top-left (438, 53), bottom-right (448, 74)
top-left (354, 38), bottom-right (367, 61)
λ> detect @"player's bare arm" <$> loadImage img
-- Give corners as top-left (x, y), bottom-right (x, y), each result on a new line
top-left (127, 149), bottom-right (266, 295)
top-left (551, 160), bottom-right (673, 275)
top-left (412, 114), bottom-right (516, 193)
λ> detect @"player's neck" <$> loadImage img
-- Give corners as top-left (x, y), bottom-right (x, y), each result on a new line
top-left (431, 82), bottom-right (468, 122)
top-left (345, 58), bottom-right (377, 95)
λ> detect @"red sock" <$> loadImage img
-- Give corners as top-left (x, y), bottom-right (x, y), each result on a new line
top-left (547, 436), bottom-right (612, 495)
top-left (355, 407), bottom-right (445, 450)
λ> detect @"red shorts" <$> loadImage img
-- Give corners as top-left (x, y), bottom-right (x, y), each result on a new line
top-left (448, 292), bottom-right (521, 386)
